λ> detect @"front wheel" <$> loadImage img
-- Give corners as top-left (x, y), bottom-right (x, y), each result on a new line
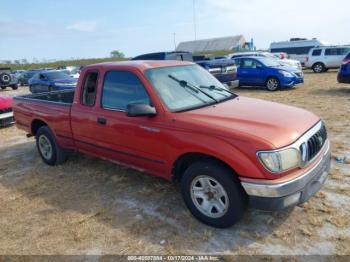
top-left (11, 84), bottom-right (18, 90)
top-left (181, 160), bottom-right (247, 228)
top-left (36, 126), bottom-right (67, 166)
top-left (312, 63), bottom-right (325, 73)
top-left (265, 77), bottom-right (280, 91)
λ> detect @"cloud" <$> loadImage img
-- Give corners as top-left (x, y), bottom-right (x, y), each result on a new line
top-left (66, 21), bottom-right (97, 32)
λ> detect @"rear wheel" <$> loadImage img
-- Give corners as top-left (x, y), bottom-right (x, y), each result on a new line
top-left (181, 160), bottom-right (247, 228)
top-left (265, 77), bottom-right (280, 91)
top-left (312, 62), bottom-right (325, 73)
top-left (36, 126), bottom-right (67, 166)
top-left (11, 84), bottom-right (18, 90)
top-left (29, 85), bottom-right (33, 93)
top-left (1, 86), bottom-right (6, 90)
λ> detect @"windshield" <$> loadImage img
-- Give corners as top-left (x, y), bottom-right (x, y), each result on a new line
top-left (258, 57), bottom-right (282, 67)
top-left (46, 71), bottom-right (70, 80)
top-left (145, 65), bottom-right (236, 112)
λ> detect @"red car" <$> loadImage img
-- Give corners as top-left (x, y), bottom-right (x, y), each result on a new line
top-left (13, 61), bottom-right (330, 228)
top-left (0, 95), bottom-right (14, 127)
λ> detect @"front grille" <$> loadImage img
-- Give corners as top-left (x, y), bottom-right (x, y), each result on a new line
top-left (300, 123), bottom-right (327, 162)
top-left (0, 107), bottom-right (12, 114)
top-left (0, 116), bottom-right (15, 127)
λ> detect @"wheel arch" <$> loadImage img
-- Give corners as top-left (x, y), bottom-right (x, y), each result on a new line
top-left (31, 119), bottom-right (48, 136)
top-left (171, 152), bottom-right (239, 183)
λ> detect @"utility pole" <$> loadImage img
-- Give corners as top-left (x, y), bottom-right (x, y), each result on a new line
top-left (173, 32), bottom-right (177, 50)
top-left (193, 0), bottom-right (197, 40)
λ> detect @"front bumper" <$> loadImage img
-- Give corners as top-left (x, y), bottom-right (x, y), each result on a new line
top-left (281, 76), bottom-right (304, 88)
top-left (241, 140), bottom-right (331, 210)
top-left (0, 111), bottom-right (15, 127)
top-left (337, 73), bottom-right (350, 84)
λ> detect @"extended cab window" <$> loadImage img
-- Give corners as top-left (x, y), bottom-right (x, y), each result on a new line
top-left (101, 71), bottom-right (150, 111)
top-left (82, 72), bottom-right (98, 106)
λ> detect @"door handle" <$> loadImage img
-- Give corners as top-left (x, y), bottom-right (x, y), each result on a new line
top-left (97, 117), bottom-right (107, 125)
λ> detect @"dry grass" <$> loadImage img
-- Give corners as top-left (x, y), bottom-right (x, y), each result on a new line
top-left (0, 70), bottom-right (350, 255)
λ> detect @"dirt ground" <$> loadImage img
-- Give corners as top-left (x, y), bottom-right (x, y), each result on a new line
top-left (0, 70), bottom-right (349, 256)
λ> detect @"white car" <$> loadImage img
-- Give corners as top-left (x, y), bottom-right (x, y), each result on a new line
top-left (305, 46), bottom-right (350, 73)
top-left (228, 52), bottom-right (302, 70)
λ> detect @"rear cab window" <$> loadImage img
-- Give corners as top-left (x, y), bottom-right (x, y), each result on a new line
top-left (101, 71), bottom-right (151, 111)
top-left (81, 72), bottom-right (99, 106)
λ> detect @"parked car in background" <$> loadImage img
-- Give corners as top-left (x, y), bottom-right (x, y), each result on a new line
top-left (18, 69), bottom-right (42, 86)
top-left (13, 60), bottom-right (330, 228)
top-left (338, 52), bottom-right (350, 84)
top-left (0, 68), bottom-right (19, 90)
top-left (232, 57), bottom-right (304, 91)
top-left (269, 38), bottom-right (327, 65)
top-left (132, 51), bottom-right (193, 61)
top-left (228, 52), bottom-right (302, 70)
top-left (195, 58), bottom-right (239, 87)
top-left (28, 70), bottom-right (77, 93)
top-left (305, 46), bottom-right (350, 73)
top-left (0, 95), bottom-right (14, 127)
top-left (132, 51), bottom-right (239, 87)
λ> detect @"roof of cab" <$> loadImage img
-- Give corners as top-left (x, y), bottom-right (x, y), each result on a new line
top-left (85, 60), bottom-right (194, 71)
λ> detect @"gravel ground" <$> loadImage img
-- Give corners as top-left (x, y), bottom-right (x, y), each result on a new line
top-left (0, 70), bottom-right (349, 256)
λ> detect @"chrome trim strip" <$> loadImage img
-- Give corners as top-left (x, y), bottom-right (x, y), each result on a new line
top-left (243, 139), bottom-right (330, 198)
top-left (0, 112), bottom-right (14, 119)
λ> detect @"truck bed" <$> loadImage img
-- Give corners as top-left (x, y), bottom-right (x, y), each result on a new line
top-left (15, 90), bottom-right (75, 105)
top-left (13, 90), bottom-right (75, 149)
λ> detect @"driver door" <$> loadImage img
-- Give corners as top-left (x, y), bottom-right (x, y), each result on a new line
top-left (72, 69), bottom-right (167, 175)
top-left (238, 58), bottom-right (264, 85)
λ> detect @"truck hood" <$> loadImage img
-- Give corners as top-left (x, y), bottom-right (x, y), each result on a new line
top-left (0, 95), bottom-right (13, 109)
top-left (179, 96), bottom-right (319, 148)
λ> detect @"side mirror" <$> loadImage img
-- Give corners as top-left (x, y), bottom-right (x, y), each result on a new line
top-left (126, 103), bottom-right (157, 117)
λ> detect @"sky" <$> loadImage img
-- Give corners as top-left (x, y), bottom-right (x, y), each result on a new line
top-left (0, 0), bottom-right (349, 61)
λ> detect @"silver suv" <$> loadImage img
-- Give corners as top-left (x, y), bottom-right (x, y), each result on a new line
top-left (305, 46), bottom-right (350, 73)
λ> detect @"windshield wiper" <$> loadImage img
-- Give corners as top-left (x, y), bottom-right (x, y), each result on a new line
top-left (199, 85), bottom-right (238, 99)
top-left (168, 75), bottom-right (218, 103)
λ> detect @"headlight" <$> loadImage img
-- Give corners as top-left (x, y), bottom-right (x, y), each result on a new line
top-left (257, 148), bottom-right (300, 173)
top-left (279, 70), bottom-right (293, 77)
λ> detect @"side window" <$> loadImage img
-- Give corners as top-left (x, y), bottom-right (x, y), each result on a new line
top-left (312, 49), bottom-right (322, 56)
top-left (338, 48), bottom-right (350, 55)
top-left (81, 72), bottom-right (98, 106)
top-left (325, 48), bottom-right (337, 56)
top-left (101, 71), bottom-right (151, 111)
top-left (241, 59), bottom-right (257, 68)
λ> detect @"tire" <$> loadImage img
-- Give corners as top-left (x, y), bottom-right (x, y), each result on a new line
top-left (181, 160), bottom-right (247, 228)
top-left (29, 85), bottom-right (34, 93)
top-left (265, 77), bottom-right (280, 91)
top-left (36, 126), bottom-right (67, 166)
top-left (48, 85), bottom-right (52, 92)
top-left (312, 62), bottom-right (325, 73)
top-left (0, 72), bottom-right (11, 85)
top-left (11, 84), bottom-right (18, 90)
top-left (1, 86), bottom-right (6, 90)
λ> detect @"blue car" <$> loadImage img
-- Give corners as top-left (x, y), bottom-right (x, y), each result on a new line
top-left (232, 57), bottom-right (304, 91)
top-left (338, 52), bottom-right (350, 84)
top-left (29, 70), bottom-right (77, 93)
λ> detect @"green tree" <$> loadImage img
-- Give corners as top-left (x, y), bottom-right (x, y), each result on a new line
top-left (110, 50), bottom-right (125, 58)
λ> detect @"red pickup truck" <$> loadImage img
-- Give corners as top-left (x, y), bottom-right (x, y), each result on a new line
top-left (13, 61), bottom-right (331, 228)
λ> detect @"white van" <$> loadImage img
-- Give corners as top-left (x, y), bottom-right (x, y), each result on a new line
top-left (270, 38), bottom-right (326, 65)
top-left (305, 46), bottom-right (350, 73)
